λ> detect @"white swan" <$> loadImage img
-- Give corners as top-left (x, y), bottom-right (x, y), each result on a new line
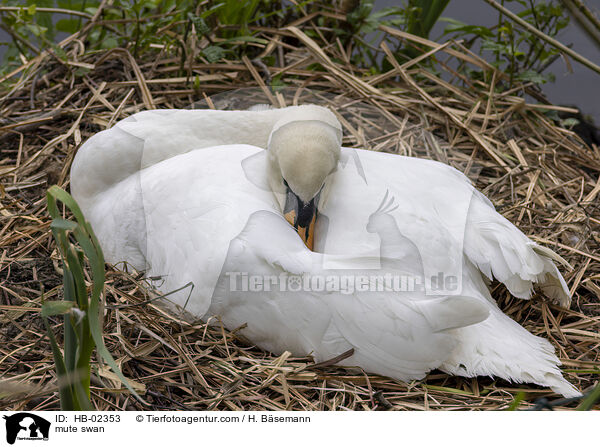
top-left (70, 105), bottom-right (579, 397)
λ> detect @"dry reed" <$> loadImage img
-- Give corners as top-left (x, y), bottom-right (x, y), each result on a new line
top-left (1, 7), bottom-right (599, 411)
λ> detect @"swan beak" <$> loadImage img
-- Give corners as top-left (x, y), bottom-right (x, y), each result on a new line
top-left (297, 211), bottom-right (316, 251)
top-left (284, 188), bottom-right (317, 251)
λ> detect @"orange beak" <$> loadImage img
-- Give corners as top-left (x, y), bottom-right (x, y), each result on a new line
top-left (283, 187), bottom-right (318, 251)
top-left (285, 208), bottom-right (316, 251)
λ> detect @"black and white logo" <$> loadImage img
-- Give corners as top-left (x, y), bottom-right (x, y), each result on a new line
top-left (3, 413), bottom-right (50, 445)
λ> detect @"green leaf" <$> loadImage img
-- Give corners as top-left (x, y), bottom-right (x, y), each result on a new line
top-left (47, 186), bottom-right (87, 222)
top-left (200, 2), bottom-right (226, 19)
top-left (46, 186), bottom-right (145, 404)
top-left (43, 318), bottom-right (75, 411)
top-left (188, 14), bottom-right (211, 37)
top-left (270, 74), bottom-right (286, 91)
top-left (100, 37), bottom-right (119, 50)
top-left (560, 118), bottom-right (580, 127)
top-left (577, 382), bottom-right (600, 410)
top-left (56, 18), bottom-right (81, 34)
top-left (515, 70), bottom-right (547, 84)
top-left (481, 40), bottom-right (510, 54)
top-left (42, 301), bottom-right (76, 317)
top-left (220, 35), bottom-right (269, 45)
top-left (25, 23), bottom-right (48, 37)
top-left (442, 18), bottom-right (493, 38)
top-left (51, 45), bottom-right (68, 61)
top-left (51, 218), bottom-right (78, 231)
top-left (506, 392), bottom-right (526, 410)
top-left (202, 46), bottom-right (225, 62)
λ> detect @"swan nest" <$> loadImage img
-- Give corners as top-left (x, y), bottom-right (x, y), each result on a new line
top-left (0, 19), bottom-right (598, 411)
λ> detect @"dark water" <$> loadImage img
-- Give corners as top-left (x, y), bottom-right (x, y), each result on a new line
top-left (375, 0), bottom-right (600, 124)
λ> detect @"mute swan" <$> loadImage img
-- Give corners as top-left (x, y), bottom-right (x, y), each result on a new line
top-left (70, 105), bottom-right (580, 397)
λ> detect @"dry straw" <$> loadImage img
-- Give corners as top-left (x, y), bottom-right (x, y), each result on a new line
top-left (0, 6), bottom-right (599, 411)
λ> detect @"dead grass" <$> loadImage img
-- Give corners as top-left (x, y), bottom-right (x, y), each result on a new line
top-left (0, 9), bottom-right (599, 411)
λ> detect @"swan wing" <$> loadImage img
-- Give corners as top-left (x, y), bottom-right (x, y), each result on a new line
top-left (327, 148), bottom-right (571, 306)
top-left (463, 189), bottom-right (571, 306)
top-left (209, 209), bottom-right (490, 382)
top-left (76, 144), bottom-right (276, 316)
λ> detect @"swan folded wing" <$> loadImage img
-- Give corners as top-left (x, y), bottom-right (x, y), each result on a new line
top-left (115, 107), bottom-right (336, 170)
top-left (71, 126), bottom-right (145, 203)
top-left (234, 211), bottom-right (314, 275)
top-left (139, 147), bottom-right (278, 317)
top-left (463, 189), bottom-right (571, 306)
top-left (327, 291), bottom-right (489, 381)
top-left (83, 174), bottom-right (148, 271)
top-left (329, 150), bottom-right (477, 295)
top-left (207, 210), bottom-right (329, 356)
top-left (116, 110), bottom-right (269, 168)
top-left (73, 108), bottom-right (281, 203)
top-left (411, 296), bottom-right (490, 332)
top-left (210, 209), bottom-right (488, 380)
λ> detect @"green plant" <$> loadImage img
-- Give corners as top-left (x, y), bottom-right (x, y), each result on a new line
top-left (340, 1), bottom-right (404, 71)
top-left (404, 0), bottom-right (450, 39)
top-left (506, 391), bottom-right (526, 410)
top-left (44, 186), bottom-right (139, 410)
top-left (577, 381), bottom-right (600, 410)
top-left (1, 1), bottom-right (192, 75)
top-left (341, 0), bottom-right (449, 72)
top-left (443, 0), bottom-right (570, 87)
top-left (0, 0), bottom-right (299, 75)
top-left (214, 0), bottom-right (261, 36)
top-left (0, 1), bottom-right (589, 117)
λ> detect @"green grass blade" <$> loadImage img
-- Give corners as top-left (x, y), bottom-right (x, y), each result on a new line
top-left (41, 301), bottom-right (76, 317)
top-left (62, 270), bottom-right (78, 373)
top-left (46, 186), bottom-right (145, 404)
top-left (72, 374), bottom-right (93, 411)
top-left (43, 317), bottom-right (75, 411)
top-left (577, 382), bottom-right (600, 410)
top-left (507, 392), bottom-right (526, 410)
top-left (424, 0), bottom-right (450, 33)
top-left (423, 384), bottom-right (474, 396)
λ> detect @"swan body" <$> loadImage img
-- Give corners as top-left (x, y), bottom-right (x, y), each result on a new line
top-left (70, 106), bottom-right (579, 397)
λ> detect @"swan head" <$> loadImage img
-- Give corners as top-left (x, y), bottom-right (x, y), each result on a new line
top-left (267, 115), bottom-right (342, 250)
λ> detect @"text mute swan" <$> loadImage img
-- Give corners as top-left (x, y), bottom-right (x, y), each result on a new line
top-left (70, 105), bottom-right (580, 397)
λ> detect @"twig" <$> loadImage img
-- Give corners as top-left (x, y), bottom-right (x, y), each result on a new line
top-left (0, 6), bottom-right (92, 19)
top-left (560, 0), bottom-right (600, 50)
top-left (483, 0), bottom-right (600, 75)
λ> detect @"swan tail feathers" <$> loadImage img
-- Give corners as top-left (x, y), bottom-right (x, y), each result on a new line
top-left (441, 308), bottom-right (580, 398)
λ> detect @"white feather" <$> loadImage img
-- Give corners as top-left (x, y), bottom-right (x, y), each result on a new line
top-left (70, 106), bottom-right (579, 396)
